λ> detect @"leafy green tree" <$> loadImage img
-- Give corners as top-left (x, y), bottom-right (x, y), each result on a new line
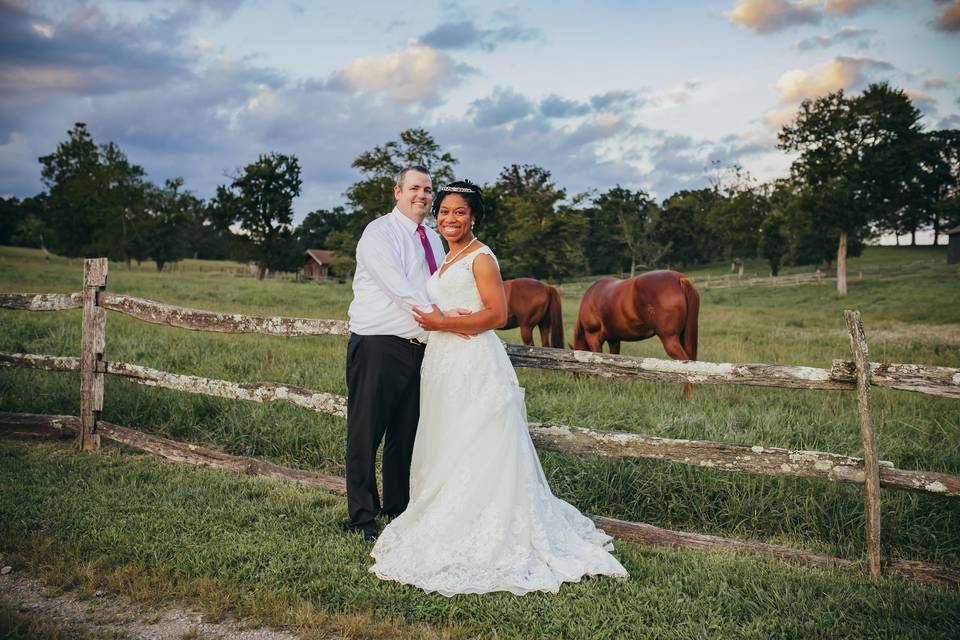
top-left (331, 129), bottom-right (458, 265)
top-left (298, 206), bottom-right (349, 250)
top-left (494, 164), bottom-right (586, 280)
top-left (38, 123), bottom-right (149, 264)
top-left (579, 191), bottom-right (622, 275)
top-left (0, 197), bottom-right (25, 246)
top-left (708, 188), bottom-right (768, 276)
top-left (99, 141), bottom-right (148, 267)
top-left (142, 178), bottom-right (200, 271)
top-left (212, 152), bottom-right (303, 279)
top-left (758, 210), bottom-right (787, 276)
top-left (656, 189), bottom-right (722, 267)
top-left (919, 129), bottom-right (960, 245)
top-left (184, 200), bottom-right (240, 260)
top-left (779, 83), bottom-right (923, 294)
top-left (346, 128), bottom-right (456, 231)
top-left (594, 186), bottom-right (669, 276)
top-left (39, 123), bottom-right (107, 257)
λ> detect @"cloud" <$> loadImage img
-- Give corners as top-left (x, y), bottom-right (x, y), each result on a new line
top-left (727, 0), bottom-right (822, 34)
top-left (795, 25), bottom-right (875, 49)
top-left (0, 1), bottom-right (195, 96)
top-left (772, 55), bottom-right (893, 102)
top-left (590, 90), bottom-right (644, 112)
top-left (923, 76), bottom-right (948, 89)
top-left (419, 19), bottom-right (538, 52)
top-left (933, 0), bottom-right (960, 31)
top-left (823, 0), bottom-right (892, 15)
top-left (328, 43), bottom-right (473, 104)
top-left (904, 89), bottom-right (937, 114)
top-left (539, 94), bottom-right (591, 119)
top-left (469, 86), bottom-right (535, 127)
top-left (729, 0), bottom-right (899, 34)
top-left (938, 114), bottom-right (960, 128)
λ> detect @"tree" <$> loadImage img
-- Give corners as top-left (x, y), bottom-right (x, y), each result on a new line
top-left (707, 188), bottom-right (768, 276)
top-left (39, 123), bottom-right (106, 257)
top-left (212, 152), bottom-right (303, 279)
top-left (779, 83), bottom-right (923, 295)
top-left (99, 141), bottom-right (148, 267)
top-left (346, 129), bottom-right (456, 231)
top-left (758, 211), bottom-right (787, 276)
top-left (38, 123), bottom-right (149, 264)
top-left (594, 186), bottom-right (669, 276)
top-left (657, 189), bottom-right (723, 267)
top-left (579, 190), bottom-right (622, 275)
top-left (332, 129), bottom-right (458, 264)
top-left (298, 206), bottom-right (349, 250)
top-left (0, 197), bottom-right (26, 246)
top-left (142, 178), bottom-right (199, 271)
top-left (918, 129), bottom-right (960, 245)
top-left (494, 164), bottom-right (586, 280)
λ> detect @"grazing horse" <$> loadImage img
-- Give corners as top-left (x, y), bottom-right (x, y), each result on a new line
top-left (573, 271), bottom-right (700, 397)
top-left (502, 278), bottom-right (564, 348)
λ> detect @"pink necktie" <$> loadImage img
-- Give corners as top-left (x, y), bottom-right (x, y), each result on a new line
top-left (416, 225), bottom-right (438, 275)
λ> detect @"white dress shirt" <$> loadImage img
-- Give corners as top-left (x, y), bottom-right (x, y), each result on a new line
top-left (348, 207), bottom-right (446, 341)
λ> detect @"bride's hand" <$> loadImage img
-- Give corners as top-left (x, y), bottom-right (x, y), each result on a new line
top-left (413, 304), bottom-right (447, 331)
top-left (414, 305), bottom-right (474, 339)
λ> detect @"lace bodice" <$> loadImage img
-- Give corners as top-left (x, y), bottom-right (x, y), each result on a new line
top-left (426, 245), bottom-right (498, 313)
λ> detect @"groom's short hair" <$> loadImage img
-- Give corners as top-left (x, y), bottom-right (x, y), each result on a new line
top-left (395, 166), bottom-right (431, 189)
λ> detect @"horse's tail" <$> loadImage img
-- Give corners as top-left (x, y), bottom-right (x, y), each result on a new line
top-left (679, 275), bottom-right (699, 361)
top-left (546, 285), bottom-right (564, 349)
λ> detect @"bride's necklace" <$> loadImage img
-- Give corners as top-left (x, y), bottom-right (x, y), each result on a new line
top-left (442, 237), bottom-right (477, 266)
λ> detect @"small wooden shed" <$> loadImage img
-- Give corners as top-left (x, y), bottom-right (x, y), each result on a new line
top-left (304, 249), bottom-right (334, 280)
top-left (948, 226), bottom-right (960, 265)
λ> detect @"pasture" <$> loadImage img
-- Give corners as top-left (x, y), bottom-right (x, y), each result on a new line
top-left (0, 244), bottom-right (958, 639)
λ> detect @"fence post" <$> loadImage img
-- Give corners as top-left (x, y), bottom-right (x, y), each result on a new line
top-left (844, 309), bottom-right (882, 577)
top-left (79, 258), bottom-right (108, 451)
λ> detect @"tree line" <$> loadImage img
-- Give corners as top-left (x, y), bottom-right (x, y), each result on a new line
top-left (2, 82), bottom-right (957, 293)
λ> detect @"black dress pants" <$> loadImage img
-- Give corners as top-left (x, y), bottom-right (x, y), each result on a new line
top-left (345, 333), bottom-right (424, 532)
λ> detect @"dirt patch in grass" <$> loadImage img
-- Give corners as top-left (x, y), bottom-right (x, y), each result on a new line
top-left (0, 571), bottom-right (314, 640)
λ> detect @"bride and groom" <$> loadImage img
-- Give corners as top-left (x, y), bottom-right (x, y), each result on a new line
top-left (345, 166), bottom-right (627, 596)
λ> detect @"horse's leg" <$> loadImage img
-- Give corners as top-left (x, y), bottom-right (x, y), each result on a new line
top-left (519, 325), bottom-right (534, 346)
top-left (608, 340), bottom-right (621, 355)
top-left (585, 331), bottom-right (604, 353)
top-left (659, 334), bottom-right (694, 398)
top-left (538, 323), bottom-right (550, 348)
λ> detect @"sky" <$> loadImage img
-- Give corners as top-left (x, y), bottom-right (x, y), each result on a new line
top-left (1, 0), bottom-right (958, 225)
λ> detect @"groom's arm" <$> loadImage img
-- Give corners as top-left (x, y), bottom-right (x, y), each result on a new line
top-left (356, 231), bottom-right (432, 312)
top-left (414, 254), bottom-right (507, 333)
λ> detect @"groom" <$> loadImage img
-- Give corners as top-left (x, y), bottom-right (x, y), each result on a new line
top-left (344, 165), bottom-right (445, 540)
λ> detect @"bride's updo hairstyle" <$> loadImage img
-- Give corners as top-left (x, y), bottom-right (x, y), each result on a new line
top-left (432, 180), bottom-right (484, 228)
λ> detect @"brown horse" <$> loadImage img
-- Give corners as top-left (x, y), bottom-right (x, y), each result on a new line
top-left (502, 278), bottom-right (564, 348)
top-left (573, 271), bottom-right (700, 396)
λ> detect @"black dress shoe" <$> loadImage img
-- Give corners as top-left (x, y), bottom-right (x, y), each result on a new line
top-left (342, 521), bottom-right (379, 541)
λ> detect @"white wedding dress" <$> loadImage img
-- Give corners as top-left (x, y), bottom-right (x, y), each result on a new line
top-left (369, 246), bottom-right (628, 596)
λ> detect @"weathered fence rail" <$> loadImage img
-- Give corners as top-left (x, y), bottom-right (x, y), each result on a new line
top-left (3, 350), bottom-right (958, 498)
top-left (3, 292), bottom-right (957, 398)
top-left (2, 258), bottom-right (959, 586)
top-left (3, 410), bottom-right (958, 588)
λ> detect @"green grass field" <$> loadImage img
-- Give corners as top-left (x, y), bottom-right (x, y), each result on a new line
top-left (1, 245), bottom-right (958, 639)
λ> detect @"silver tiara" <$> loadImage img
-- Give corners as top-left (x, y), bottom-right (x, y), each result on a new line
top-left (439, 185), bottom-right (476, 193)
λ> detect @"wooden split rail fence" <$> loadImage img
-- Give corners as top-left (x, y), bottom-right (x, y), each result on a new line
top-left (1, 258), bottom-right (959, 587)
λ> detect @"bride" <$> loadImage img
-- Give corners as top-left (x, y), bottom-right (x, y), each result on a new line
top-left (369, 181), bottom-right (628, 596)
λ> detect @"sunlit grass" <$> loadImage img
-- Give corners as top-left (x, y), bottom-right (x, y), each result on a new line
top-left (1, 244), bottom-right (958, 639)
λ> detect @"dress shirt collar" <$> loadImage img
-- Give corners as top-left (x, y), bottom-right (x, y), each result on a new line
top-left (389, 206), bottom-right (426, 234)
